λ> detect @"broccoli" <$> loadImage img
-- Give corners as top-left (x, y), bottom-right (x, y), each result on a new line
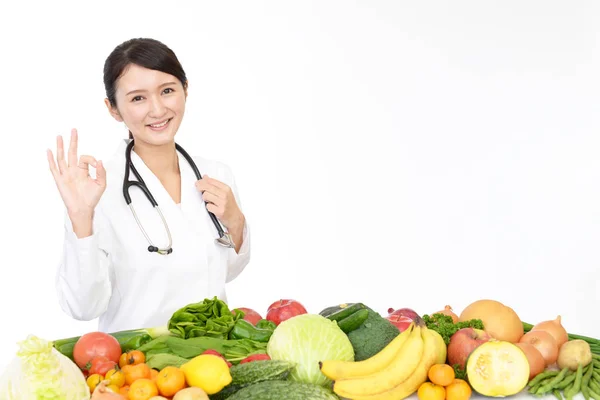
top-left (347, 309), bottom-right (400, 361)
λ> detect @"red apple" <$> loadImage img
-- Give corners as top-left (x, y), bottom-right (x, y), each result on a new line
top-left (232, 307), bottom-right (263, 325)
top-left (266, 299), bottom-right (308, 325)
top-left (385, 314), bottom-right (413, 332)
top-left (387, 307), bottom-right (424, 325)
top-left (447, 327), bottom-right (492, 369)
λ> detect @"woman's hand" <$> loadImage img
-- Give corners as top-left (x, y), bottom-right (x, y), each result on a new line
top-left (47, 129), bottom-right (107, 223)
top-left (195, 175), bottom-right (244, 231)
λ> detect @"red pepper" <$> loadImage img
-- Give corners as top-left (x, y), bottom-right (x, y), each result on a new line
top-left (87, 356), bottom-right (117, 375)
top-left (202, 349), bottom-right (232, 367)
top-left (239, 354), bottom-right (271, 364)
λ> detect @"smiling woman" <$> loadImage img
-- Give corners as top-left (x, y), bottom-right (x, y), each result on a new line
top-left (46, 38), bottom-right (251, 334)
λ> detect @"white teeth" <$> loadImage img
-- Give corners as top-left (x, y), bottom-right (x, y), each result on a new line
top-left (150, 119), bottom-right (169, 128)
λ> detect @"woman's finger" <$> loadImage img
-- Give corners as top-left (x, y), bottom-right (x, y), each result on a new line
top-left (68, 128), bottom-right (78, 168)
top-left (203, 175), bottom-right (231, 192)
top-left (47, 149), bottom-right (60, 179)
top-left (77, 155), bottom-right (98, 178)
top-left (202, 190), bottom-right (222, 206)
top-left (196, 179), bottom-right (224, 199)
top-left (56, 135), bottom-right (68, 174)
top-left (95, 160), bottom-right (106, 186)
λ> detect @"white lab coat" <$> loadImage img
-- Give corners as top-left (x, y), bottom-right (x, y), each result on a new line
top-left (55, 139), bottom-right (251, 333)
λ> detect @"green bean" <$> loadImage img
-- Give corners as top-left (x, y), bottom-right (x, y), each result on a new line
top-left (571, 364), bottom-right (584, 397)
top-left (556, 374), bottom-right (577, 389)
top-left (592, 354), bottom-right (600, 360)
top-left (590, 388), bottom-right (600, 400)
top-left (590, 379), bottom-right (600, 394)
top-left (582, 360), bottom-right (595, 400)
top-left (529, 370), bottom-right (561, 387)
top-left (565, 382), bottom-right (575, 400)
top-left (538, 368), bottom-right (571, 395)
top-left (594, 371), bottom-right (600, 381)
top-left (553, 389), bottom-right (564, 400)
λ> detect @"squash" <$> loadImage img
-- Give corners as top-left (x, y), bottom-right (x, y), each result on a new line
top-left (466, 340), bottom-right (530, 397)
top-left (459, 299), bottom-right (524, 343)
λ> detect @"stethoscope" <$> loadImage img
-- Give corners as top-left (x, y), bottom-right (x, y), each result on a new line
top-left (123, 140), bottom-right (235, 255)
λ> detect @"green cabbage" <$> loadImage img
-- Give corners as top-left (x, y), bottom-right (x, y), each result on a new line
top-left (0, 335), bottom-right (90, 399)
top-left (266, 313), bottom-right (354, 386)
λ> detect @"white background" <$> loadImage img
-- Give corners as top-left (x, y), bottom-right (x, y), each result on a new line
top-left (0, 0), bottom-right (599, 385)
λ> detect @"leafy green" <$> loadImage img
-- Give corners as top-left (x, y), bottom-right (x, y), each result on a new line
top-left (0, 335), bottom-right (90, 399)
top-left (168, 296), bottom-right (243, 339)
top-left (267, 314), bottom-right (355, 387)
top-left (421, 313), bottom-right (484, 345)
top-left (136, 335), bottom-right (267, 365)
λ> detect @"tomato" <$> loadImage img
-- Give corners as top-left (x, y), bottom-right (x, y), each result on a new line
top-left (239, 354), bottom-right (271, 364)
top-left (89, 356), bottom-right (118, 376)
top-left (105, 368), bottom-right (126, 387)
top-left (73, 332), bottom-right (122, 370)
top-left (119, 350), bottom-right (145, 367)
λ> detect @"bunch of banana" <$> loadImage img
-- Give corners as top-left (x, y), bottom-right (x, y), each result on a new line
top-left (319, 322), bottom-right (447, 400)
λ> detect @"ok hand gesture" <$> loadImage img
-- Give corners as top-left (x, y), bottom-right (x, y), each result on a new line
top-left (47, 129), bottom-right (107, 218)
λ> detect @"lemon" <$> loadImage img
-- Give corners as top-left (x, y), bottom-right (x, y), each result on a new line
top-left (180, 354), bottom-right (232, 394)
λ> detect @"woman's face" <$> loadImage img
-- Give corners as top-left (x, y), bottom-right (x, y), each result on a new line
top-left (105, 63), bottom-right (187, 146)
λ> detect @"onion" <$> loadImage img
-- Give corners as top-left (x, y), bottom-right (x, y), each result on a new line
top-left (531, 315), bottom-right (569, 348)
top-left (519, 330), bottom-right (559, 366)
top-left (515, 342), bottom-right (546, 380)
top-left (433, 305), bottom-right (458, 323)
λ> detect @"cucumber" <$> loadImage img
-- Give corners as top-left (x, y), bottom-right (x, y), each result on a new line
top-left (225, 380), bottom-right (339, 400)
top-left (319, 303), bottom-right (356, 317)
top-left (209, 360), bottom-right (296, 400)
top-left (321, 303), bottom-right (365, 321)
top-left (337, 308), bottom-right (369, 333)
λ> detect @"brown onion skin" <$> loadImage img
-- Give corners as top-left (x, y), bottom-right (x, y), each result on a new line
top-left (519, 330), bottom-right (559, 366)
top-left (434, 305), bottom-right (458, 323)
top-left (516, 342), bottom-right (546, 380)
top-left (531, 316), bottom-right (569, 348)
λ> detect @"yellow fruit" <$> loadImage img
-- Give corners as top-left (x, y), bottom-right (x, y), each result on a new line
top-left (86, 374), bottom-right (103, 392)
top-left (333, 325), bottom-right (425, 397)
top-left (321, 323), bottom-right (415, 380)
top-left (180, 354), bottom-right (232, 395)
top-left (336, 325), bottom-right (439, 400)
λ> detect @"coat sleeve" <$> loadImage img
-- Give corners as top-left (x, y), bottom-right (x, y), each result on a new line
top-left (219, 162), bottom-right (251, 283)
top-left (55, 205), bottom-right (115, 321)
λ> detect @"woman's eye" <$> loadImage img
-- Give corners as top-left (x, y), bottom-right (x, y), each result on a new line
top-left (163, 88), bottom-right (174, 94)
top-left (132, 96), bottom-right (143, 102)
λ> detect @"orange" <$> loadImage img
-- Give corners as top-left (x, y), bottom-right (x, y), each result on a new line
top-left (128, 378), bottom-right (159, 400)
top-left (418, 382), bottom-right (446, 400)
top-left (445, 379), bottom-right (472, 400)
top-left (119, 385), bottom-right (130, 396)
top-left (428, 364), bottom-right (456, 386)
top-left (156, 366), bottom-right (187, 397)
top-left (150, 369), bottom-right (159, 381)
top-left (124, 363), bottom-right (152, 385)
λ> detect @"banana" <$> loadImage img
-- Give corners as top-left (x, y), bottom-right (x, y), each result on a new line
top-left (427, 328), bottom-right (447, 364)
top-left (320, 323), bottom-right (415, 380)
top-left (333, 325), bottom-right (424, 397)
top-left (342, 325), bottom-right (441, 400)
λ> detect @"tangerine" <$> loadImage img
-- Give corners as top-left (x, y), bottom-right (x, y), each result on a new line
top-left (128, 378), bottom-right (159, 400)
top-left (445, 379), bottom-right (472, 400)
top-left (124, 363), bottom-right (152, 385)
top-left (428, 364), bottom-right (456, 386)
top-left (156, 366), bottom-right (187, 397)
top-left (418, 382), bottom-right (446, 400)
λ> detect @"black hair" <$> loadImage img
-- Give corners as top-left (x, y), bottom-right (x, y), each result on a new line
top-left (103, 38), bottom-right (188, 139)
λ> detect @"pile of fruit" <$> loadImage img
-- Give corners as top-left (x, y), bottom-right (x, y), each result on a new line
top-left (1, 297), bottom-right (599, 400)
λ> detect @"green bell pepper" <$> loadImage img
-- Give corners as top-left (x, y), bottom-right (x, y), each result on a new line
top-left (229, 319), bottom-right (275, 342)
